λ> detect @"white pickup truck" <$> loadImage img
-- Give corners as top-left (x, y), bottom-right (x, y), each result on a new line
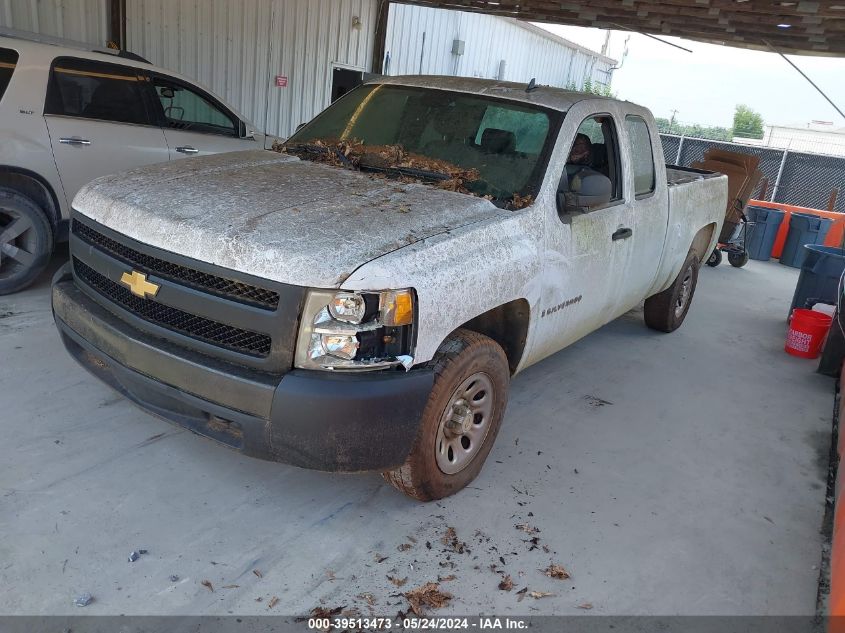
top-left (52, 76), bottom-right (726, 501)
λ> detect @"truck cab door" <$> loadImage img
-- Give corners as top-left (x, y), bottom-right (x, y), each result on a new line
top-left (612, 114), bottom-right (668, 311)
top-left (529, 109), bottom-right (632, 362)
top-left (44, 57), bottom-right (170, 207)
top-left (150, 75), bottom-right (257, 159)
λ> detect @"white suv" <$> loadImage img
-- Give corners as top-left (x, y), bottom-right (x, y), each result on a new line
top-left (0, 30), bottom-right (265, 294)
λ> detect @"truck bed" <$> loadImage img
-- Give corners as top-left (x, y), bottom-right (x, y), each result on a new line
top-left (666, 164), bottom-right (722, 187)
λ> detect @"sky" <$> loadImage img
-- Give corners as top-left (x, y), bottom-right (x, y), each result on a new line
top-left (536, 23), bottom-right (845, 130)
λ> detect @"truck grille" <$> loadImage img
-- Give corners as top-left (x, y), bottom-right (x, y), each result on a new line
top-left (72, 219), bottom-right (279, 310)
top-left (73, 257), bottom-right (272, 358)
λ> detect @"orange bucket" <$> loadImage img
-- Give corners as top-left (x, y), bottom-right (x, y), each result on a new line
top-left (785, 309), bottom-right (832, 359)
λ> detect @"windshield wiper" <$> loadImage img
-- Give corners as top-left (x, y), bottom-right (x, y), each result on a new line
top-left (358, 163), bottom-right (452, 182)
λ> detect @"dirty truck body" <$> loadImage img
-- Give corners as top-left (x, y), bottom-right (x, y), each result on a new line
top-left (52, 76), bottom-right (727, 500)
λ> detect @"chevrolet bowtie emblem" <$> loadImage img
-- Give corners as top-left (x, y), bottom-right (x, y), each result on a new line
top-left (120, 270), bottom-right (160, 299)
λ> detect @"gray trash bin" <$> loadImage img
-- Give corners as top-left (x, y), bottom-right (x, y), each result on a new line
top-left (780, 213), bottom-right (834, 268)
top-left (745, 206), bottom-right (785, 261)
top-left (789, 244), bottom-right (845, 317)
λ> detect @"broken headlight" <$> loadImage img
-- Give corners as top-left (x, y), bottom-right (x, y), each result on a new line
top-left (294, 289), bottom-right (415, 371)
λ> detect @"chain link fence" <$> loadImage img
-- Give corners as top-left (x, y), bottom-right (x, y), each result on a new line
top-left (659, 134), bottom-right (844, 213)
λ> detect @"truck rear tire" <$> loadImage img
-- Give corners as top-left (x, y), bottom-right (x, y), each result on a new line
top-left (644, 252), bottom-right (700, 333)
top-left (0, 188), bottom-right (53, 295)
top-left (383, 329), bottom-right (509, 501)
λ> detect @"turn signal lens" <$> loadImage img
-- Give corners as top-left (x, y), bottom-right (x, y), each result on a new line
top-left (380, 290), bottom-right (414, 326)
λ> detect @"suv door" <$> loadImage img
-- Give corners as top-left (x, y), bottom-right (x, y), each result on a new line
top-left (150, 75), bottom-right (254, 159)
top-left (43, 57), bottom-right (170, 205)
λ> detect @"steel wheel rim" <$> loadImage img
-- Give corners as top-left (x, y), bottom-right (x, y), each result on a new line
top-left (435, 372), bottom-right (495, 475)
top-left (0, 208), bottom-right (37, 281)
top-left (674, 265), bottom-right (693, 318)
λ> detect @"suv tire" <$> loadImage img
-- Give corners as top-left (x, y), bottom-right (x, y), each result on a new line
top-left (383, 329), bottom-right (509, 501)
top-left (0, 188), bottom-right (53, 295)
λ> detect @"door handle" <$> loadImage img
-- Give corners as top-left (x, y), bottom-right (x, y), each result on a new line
top-left (176, 146), bottom-right (199, 154)
top-left (59, 137), bottom-right (91, 146)
top-left (612, 227), bottom-right (633, 241)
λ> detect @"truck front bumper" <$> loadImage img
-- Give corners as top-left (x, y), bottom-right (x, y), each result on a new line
top-left (52, 266), bottom-right (433, 472)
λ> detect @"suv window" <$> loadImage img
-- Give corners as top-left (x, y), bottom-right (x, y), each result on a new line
top-left (0, 48), bottom-right (19, 103)
top-left (45, 58), bottom-right (151, 125)
top-left (153, 77), bottom-right (237, 137)
top-left (626, 115), bottom-right (656, 197)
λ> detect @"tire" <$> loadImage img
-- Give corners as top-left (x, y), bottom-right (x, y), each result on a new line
top-left (383, 329), bottom-right (510, 501)
top-left (706, 249), bottom-right (722, 267)
top-left (728, 251), bottom-right (749, 268)
top-left (644, 251), bottom-right (700, 333)
top-left (0, 188), bottom-right (54, 295)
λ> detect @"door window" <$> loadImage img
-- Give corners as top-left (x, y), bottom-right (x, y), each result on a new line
top-left (45, 58), bottom-right (151, 125)
top-left (0, 48), bottom-right (18, 103)
top-left (558, 114), bottom-right (623, 217)
top-left (153, 77), bottom-right (237, 137)
top-left (626, 115), bottom-right (656, 197)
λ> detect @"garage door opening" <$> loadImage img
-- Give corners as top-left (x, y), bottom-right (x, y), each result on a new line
top-left (331, 66), bottom-right (363, 102)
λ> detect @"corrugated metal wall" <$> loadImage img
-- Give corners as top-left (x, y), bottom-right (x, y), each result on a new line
top-left (125, 0), bottom-right (378, 139)
top-left (383, 4), bottom-right (613, 89)
top-left (0, 0), bottom-right (108, 46)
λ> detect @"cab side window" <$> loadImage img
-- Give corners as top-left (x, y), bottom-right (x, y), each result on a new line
top-left (153, 77), bottom-right (237, 137)
top-left (45, 58), bottom-right (151, 126)
top-left (626, 115), bottom-right (656, 197)
top-left (0, 48), bottom-right (19, 103)
top-left (558, 115), bottom-right (622, 217)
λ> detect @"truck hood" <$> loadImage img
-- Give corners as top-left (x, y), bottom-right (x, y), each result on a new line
top-left (73, 150), bottom-right (501, 288)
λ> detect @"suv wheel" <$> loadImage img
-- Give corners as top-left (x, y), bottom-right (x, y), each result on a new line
top-left (383, 329), bottom-right (510, 501)
top-left (0, 188), bottom-right (53, 295)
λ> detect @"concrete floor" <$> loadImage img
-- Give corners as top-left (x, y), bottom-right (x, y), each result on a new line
top-left (0, 249), bottom-right (834, 616)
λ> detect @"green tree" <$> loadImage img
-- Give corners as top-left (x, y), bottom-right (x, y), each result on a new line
top-left (732, 104), bottom-right (764, 139)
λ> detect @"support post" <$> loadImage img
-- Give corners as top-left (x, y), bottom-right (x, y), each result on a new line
top-left (371, 0), bottom-right (390, 75)
top-left (771, 149), bottom-right (788, 202)
top-left (675, 134), bottom-right (685, 165)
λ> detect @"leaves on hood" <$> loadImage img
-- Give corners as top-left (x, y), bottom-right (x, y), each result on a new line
top-left (404, 582), bottom-right (453, 616)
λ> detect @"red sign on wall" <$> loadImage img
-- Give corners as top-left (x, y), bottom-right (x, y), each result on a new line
top-left (275, 75), bottom-right (288, 88)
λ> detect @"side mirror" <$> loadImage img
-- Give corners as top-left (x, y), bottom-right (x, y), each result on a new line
top-left (239, 121), bottom-right (256, 139)
top-left (558, 170), bottom-right (613, 214)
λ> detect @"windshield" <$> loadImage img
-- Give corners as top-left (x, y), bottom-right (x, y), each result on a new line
top-left (284, 84), bottom-right (560, 206)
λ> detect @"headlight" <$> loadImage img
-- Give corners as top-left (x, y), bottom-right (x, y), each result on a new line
top-left (295, 288), bottom-right (415, 371)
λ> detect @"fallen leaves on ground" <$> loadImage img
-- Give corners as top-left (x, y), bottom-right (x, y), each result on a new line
top-left (311, 606), bottom-right (344, 618)
top-left (268, 596), bottom-right (279, 609)
top-left (577, 602), bottom-right (594, 610)
top-left (441, 527), bottom-right (468, 554)
top-left (374, 553), bottom-right (389, 563)
top-left (201, 580), bottom-right (214, 592)
top-left (221, 584), bottom-right (240, 589)
top-left (438, 574), bottom-right (457, 582)
top-left (515, 523), bottom-right (540, 534)
top-left (252, 569), bottom-right (262, 578)
top-left (325, 570), bottom-right (336, 581)
top-left (516, 587), bottom-right (528, 602)
top-left (357, 592), bottom-right (376, 606)
top-left (404, 582), bottom-right (453, 616)
top-left (543, 564), bottom-right (571, 580)
top-left (498, 575), bottom-right (514, 591)
top-left (388, 575), bottom-right (408, 587)
top-left (529, 591), bottom-right (555, 599)
top-left (397, 543), bottom-right (413, 552)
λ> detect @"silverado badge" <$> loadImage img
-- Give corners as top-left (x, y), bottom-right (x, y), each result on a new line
top-left (120, 270), bottom-right (160, 299)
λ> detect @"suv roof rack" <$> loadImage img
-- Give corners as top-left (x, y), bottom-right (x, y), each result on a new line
top-left (0, 27), bottom-right (151, 64)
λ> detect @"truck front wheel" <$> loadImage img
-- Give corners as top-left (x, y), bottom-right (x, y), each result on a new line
top-left (383, 329), bottom-right (510, 501)
top-left (644, 251), bottom-right (700, 333)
